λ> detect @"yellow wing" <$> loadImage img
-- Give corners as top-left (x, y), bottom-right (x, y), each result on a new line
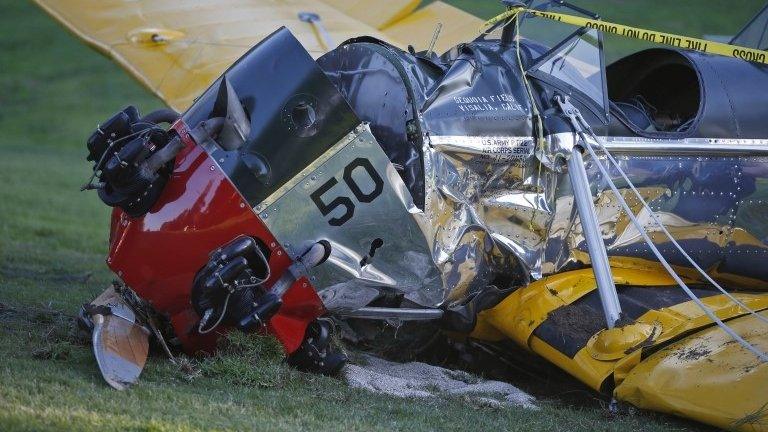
top-left (33, 0), bottom-right (481, 111)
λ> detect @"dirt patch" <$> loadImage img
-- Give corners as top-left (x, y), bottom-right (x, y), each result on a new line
top-left (0, 264), bottom-right (93, 285)
top-left (674, 343), bottom-right (712, 361)
top-left (0, 302), bottom-right (16, 316)
top-left (0, 301), bottom-right (88, 362)
top-left (31, 340), bottom-right (72, 360)
top-left (546, 302), bottom-right (606, 346)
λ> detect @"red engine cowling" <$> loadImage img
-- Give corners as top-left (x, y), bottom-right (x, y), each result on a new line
top-left (102, 28), bottom-right (361, 367)
top-left (106, 120), bottom-right (325, 355)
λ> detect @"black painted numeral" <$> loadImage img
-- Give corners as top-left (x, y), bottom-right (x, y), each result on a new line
top-left (310, 177), bottom-right (355, 226)
top-left (343, 158), bottom-right (384, 203)
top-left (310, 158), bottom-right (385, 226)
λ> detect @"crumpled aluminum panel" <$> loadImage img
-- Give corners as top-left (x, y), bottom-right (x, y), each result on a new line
top-left (421, 134), bottom-right (546, 303)
top-left (420, 130), bottom-right (768, 305)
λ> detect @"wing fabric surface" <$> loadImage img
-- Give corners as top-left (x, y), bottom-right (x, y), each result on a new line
top-left (382, 1), bottom-right (483, 54)
top-left (34, 0), bottom-right (481, 110)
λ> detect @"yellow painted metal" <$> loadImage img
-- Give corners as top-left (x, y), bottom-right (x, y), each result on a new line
top-left (608, 254), bottom-right (768, 291)
top-left (33, 0), bottom-right (482, 111)
top-left (615, 312), bottom-right (768, 432)
top-left (472, 267), bottom-right (768, 394)
top-left (528, 335), bottom-right (617, 391)
top-left (472, 268), bottom-right (690, 347)
top-left (586, 322), bottom-right (660, 361)
top-left (381, 2), bottom-right (483, 52)
top-left (33, 0), bottom-right (387, 111)
top-left (322, 0), bottom-right (420, 29)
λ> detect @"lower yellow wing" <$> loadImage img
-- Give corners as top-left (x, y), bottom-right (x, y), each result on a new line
top-left (615, 312), bottom-right (768, 432)
top-left (33, 0), bottom-right (481, 111)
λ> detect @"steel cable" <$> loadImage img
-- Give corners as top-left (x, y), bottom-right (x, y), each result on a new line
top-left (572, 121), bottom-right (768, 361)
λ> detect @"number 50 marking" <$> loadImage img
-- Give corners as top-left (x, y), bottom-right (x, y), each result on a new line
top-left (310, 158), bottom-right (384, 226)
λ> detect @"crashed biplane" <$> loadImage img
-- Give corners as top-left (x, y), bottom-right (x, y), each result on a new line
top-left (35, 0), bottom-right (768, 430)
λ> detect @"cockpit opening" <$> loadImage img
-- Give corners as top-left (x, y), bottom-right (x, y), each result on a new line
top-left (607, 49), bottom-right (700, 133)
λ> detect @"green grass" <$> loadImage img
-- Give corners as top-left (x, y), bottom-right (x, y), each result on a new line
top-left (0, 0), bottom-right (762, 430)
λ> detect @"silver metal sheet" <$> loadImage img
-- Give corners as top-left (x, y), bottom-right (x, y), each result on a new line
top-left (261, 125), bottom-right (768, 309)
top-left (602, 136), bottom-right (768, 156)
top-left (421, 132), bottom-right (768, 304)
top-left (422, 133), bottom-right (550, 301)
top-left (259, 124), bottom-right (442, 308)
top-left (336, 307), bottom-right (444, 321)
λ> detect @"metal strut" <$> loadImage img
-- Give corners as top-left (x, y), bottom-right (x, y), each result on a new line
top-left (557, 95), bottom-right (622, 328)
top-left (298, 12), bottom-right (335, 52)
top-left (555, 95), bottom-right (768, 362)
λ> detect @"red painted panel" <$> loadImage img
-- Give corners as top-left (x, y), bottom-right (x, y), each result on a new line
top-left (107, 121), bottom-right (324, 354)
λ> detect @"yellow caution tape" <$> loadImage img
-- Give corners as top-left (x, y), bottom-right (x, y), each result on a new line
top-left (483, 7), bottom-right (768, 65)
